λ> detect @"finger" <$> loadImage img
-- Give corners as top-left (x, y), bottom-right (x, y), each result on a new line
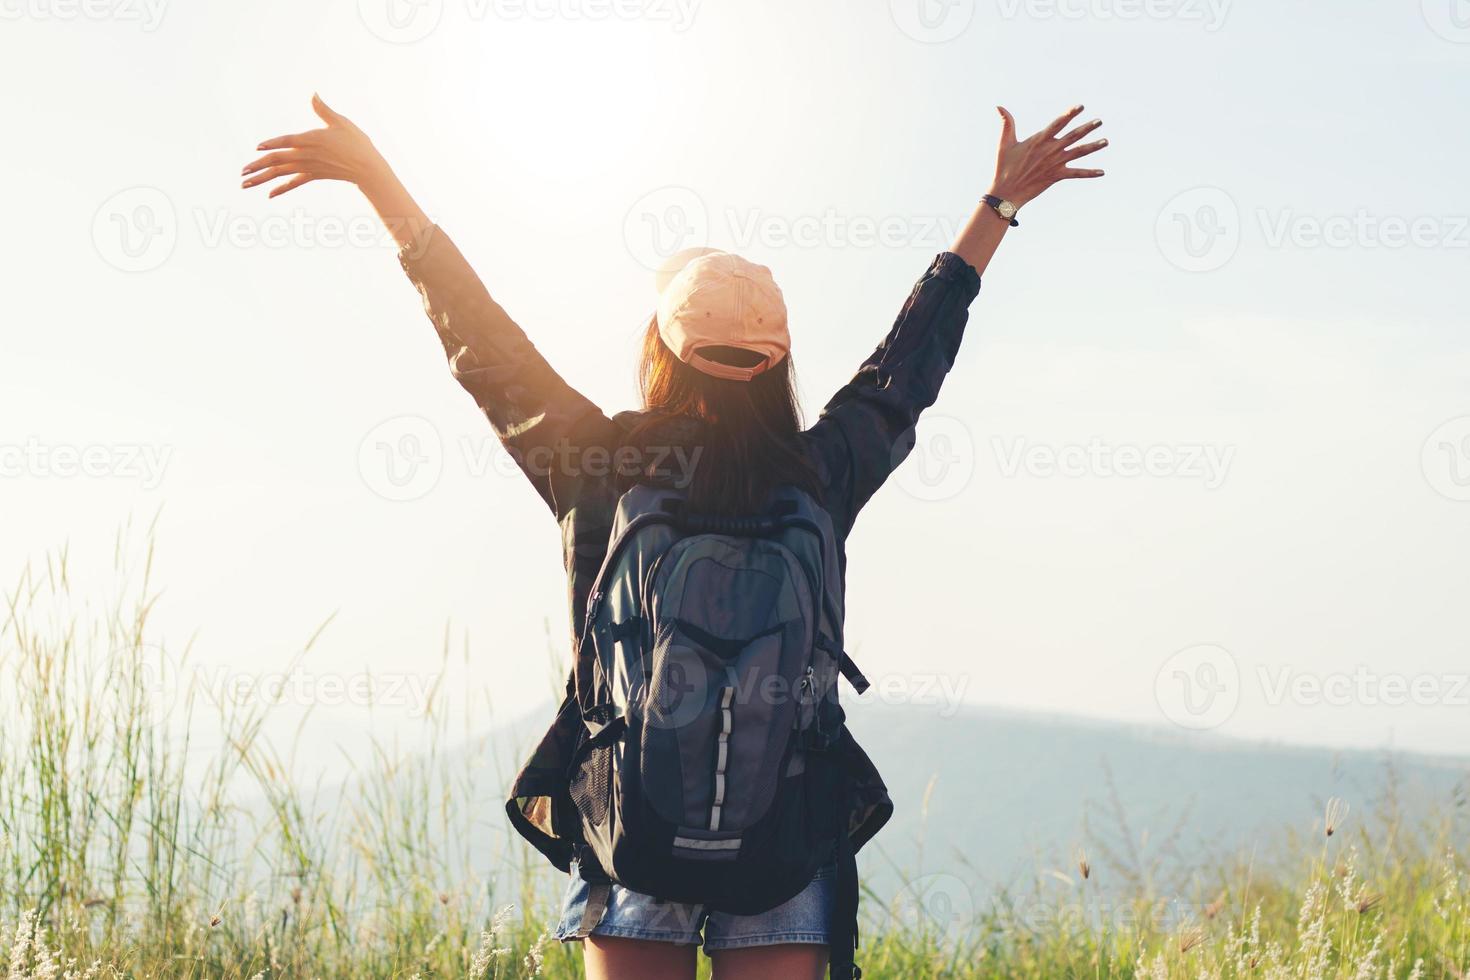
top-left (1057, 118), bottom-right (1103, 147)
top-left (242, 150), bottom-right (306, 177)
top-left (312, 92), bottom-right (348, 127)
top-left (256, 130), bottom-right (325, 151)
top-left (1041, 104), bottom-right (1085, 140)
top-left (997, 106), bottom-right (1018, 147)
top-left (1062, 138), bottom-right (1109, 161)
top-left (269, 173), bottom-right (317, 198)
top-left (241, 164), bottom-right (309, 189)
top-left (1058, 167), bottom-right (1105, 179)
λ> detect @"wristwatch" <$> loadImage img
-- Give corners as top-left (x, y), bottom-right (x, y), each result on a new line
top-left (982, 194), bottom-right (1020, 227)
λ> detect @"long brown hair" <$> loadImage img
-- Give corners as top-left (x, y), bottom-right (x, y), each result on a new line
top-left (629, 315), bottom-right (820, 515)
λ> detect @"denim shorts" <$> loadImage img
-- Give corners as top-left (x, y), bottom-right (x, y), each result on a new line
top-left (553, 862), bottom-right (834, 950)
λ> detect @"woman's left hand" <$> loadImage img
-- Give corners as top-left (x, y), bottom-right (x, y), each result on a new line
top-left (242, 94), bottom-right (391, 198)
top-left (989, 104), bottom-right (1108, 208)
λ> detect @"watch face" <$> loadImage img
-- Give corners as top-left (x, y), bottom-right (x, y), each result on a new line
top-left (998, 201), bottom-right (1017, 219)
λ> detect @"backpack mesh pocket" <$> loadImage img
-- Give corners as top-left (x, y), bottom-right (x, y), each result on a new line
top-left (569, 742), bottom-right (613, 826)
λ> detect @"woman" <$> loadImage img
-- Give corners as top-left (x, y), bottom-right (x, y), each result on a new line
top-left (242, 96), bottom-right (1105, 980)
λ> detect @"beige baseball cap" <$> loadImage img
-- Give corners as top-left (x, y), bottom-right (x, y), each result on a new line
top-left (654, 247), bottom-right (791, 382)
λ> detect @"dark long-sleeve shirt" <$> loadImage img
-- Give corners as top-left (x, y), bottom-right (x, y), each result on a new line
top-left (397, 225), bottom-right (982, 866)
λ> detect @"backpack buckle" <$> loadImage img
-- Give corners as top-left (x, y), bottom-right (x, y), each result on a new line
top-left (801, 700), bottom-right (844, 753)
top-left (800, 727), bottom-right (838, 752)
top-left (575, 844), bottom-right (610, 884)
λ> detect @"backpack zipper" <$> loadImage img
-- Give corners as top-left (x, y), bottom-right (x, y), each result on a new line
top-left (795, 665), bottom-right (815, 730)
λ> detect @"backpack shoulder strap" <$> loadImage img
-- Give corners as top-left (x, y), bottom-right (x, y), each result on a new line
top-left (815, 634), bottom-right (870, 695)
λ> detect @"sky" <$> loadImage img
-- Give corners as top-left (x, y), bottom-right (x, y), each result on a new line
top-left (2, 0), bottom-right (1468, 768)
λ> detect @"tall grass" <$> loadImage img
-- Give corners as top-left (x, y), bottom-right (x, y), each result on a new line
top-left (1, 536), bottom-right (1467, 978)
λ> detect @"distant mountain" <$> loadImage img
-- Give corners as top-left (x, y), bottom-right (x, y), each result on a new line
top-left (281, 701), bottom-right (1470, 914)
top-left (844, 700), bottom-right (1470, 902)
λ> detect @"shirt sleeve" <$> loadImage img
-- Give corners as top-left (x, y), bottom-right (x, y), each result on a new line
top-left (397, 224), bottom-right (617, 519)
top-left (802, 251), bottom-right (982, 537)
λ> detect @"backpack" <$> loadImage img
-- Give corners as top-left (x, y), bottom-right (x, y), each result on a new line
top-left (564, 482), bottom-right (872, 978)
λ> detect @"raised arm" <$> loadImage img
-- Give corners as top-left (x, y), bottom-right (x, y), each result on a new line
top-left (804, 104), bottom-right (1108, 535)
top-left (241, 96), bottom-right (614, 517)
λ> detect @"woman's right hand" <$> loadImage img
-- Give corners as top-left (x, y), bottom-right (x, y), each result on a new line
top-left (242, 94), bottom-right (391, 198)
top-left (242, 95), bottom-right (431, 250)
